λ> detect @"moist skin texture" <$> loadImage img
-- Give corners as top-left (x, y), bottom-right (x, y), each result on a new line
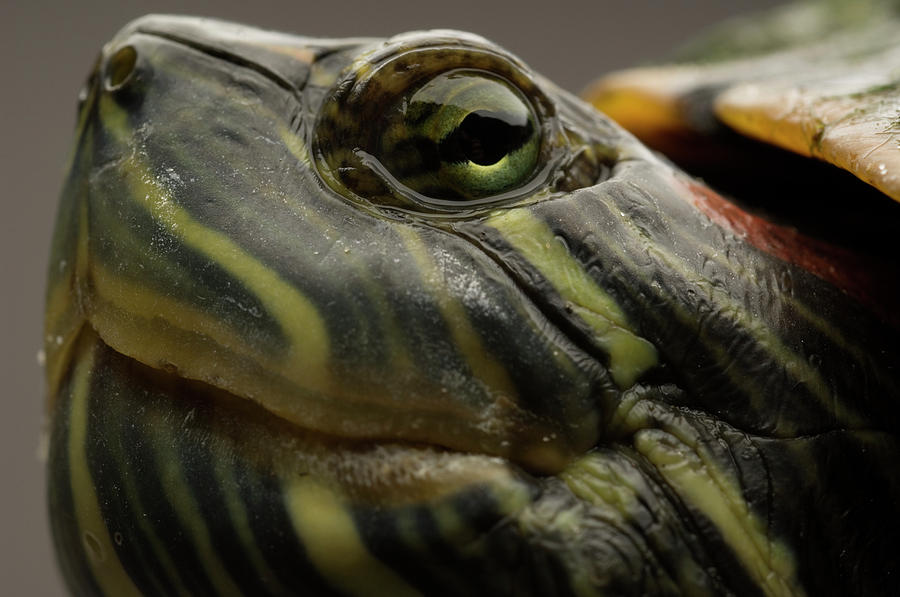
top-left (46, 15), bottom-right (900, 597)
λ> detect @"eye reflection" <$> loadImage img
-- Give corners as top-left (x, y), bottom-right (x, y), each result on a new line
top-left (441, 109), bottom-right (534, 166)
top-left (377, 71), bottom-right (541, 201)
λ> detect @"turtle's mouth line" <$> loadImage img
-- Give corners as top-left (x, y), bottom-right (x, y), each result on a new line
top-left (96, 332), bottom-right (539, 502)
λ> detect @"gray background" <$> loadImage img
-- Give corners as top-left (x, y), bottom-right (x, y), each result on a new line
top-left (2, 1), bottom-right (781, 594)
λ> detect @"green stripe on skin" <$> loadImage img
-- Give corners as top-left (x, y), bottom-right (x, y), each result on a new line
top-left (65, 333), bottom-right (142, 596)
top-left (485, 207), bottom-right (658, 388)
top-left (284, 479), bottom-right (423, 597)
top-left (97, 95), bottom-right (331, 384)
top-left (609, 391), bottom-right (804, 597)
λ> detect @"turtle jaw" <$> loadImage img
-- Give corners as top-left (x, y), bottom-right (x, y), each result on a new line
top-left (51, 327), bottom-right (812, 597)
top-left (56, 328), bottom-right (741, 597)
top-left (102, 329), bottom-right (540, 506)
top-left (47, 327), bottom-right (545, 596)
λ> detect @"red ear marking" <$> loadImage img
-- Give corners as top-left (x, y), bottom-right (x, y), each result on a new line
top-left (677, 176), bottom-right (899, 328)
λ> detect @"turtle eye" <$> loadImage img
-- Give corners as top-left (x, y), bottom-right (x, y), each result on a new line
top-left (378, 71), bottom-right (541, 201)
top-left (312, 39), bottom-right (569, 213)
top-left (313, 36), bottom-right (611, 214)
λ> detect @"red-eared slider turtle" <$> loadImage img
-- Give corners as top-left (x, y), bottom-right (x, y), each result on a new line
top-left (44, 2), bottom-right (899, 595)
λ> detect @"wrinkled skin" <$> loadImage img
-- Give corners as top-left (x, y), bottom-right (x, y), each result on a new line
top-left (45, 15), bottom-right (900, 597)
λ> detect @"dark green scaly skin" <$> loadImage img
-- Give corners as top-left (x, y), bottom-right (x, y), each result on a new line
top-left (45, 14), bottom-right (900, 597)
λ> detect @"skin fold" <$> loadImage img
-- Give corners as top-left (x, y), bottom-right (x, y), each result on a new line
top-left (45, 14), bottom-right (900, 597)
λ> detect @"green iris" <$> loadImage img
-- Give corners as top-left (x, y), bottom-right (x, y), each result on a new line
top-left (378, 70), bottom-right (541, 202)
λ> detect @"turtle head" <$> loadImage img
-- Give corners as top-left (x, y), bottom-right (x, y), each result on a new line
top-left (46, 14), bottom-right (900, 597)
top-left (48, 16), bottom-right (671, 474)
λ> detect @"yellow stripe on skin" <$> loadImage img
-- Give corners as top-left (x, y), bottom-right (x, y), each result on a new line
top-left (485, 208), bottom-right (657, 388)
top-left (514, 495), bottom-right (600, 597)
top-left (280, 122), bottom-right (419, 381)
top-left (588, 68), bottom-right (887, 422)
top-left (214, 456), bottom-right (291, 596)
top-left (606, 182), bottom-right (855, 429)
top-left (279, 125), bottom-right (310, 164)
top-left (107, 415), bottom-right (192, 597)
top-left (84, 282), bottom-right (334, 434)
top-left (397, 225), bottom-right (520, 406)
top-left (45, 198), bottom-right (91, 408)
top-left (89, 95), bottom-right (330, 392)
top-left (606, 394), bottom-right (804, 594)
top-left (67, 333), bottom-right (141, 597)
top-left (87, 259), bottom-right (265, 367)
top-left (284, 478), bottom-right (422, 597)
top-left (45, 283), bottom-right (85, 410)
top-left (634, 428), bottom-right (803, 597)
top-left (364, 468), bottom-right (531, 557)
top-left (561, 453), bottom-right (714, 597)
top-left (420, 475), bottom-right (533, 550)
top-left (128, 163), bottom-right (330, 382)
top-left (152, 435), bottom-right (244, 597)
top-left (560, 456), bottom-right (651, 597)
top-left (561, 453), bottom-right (640, 515)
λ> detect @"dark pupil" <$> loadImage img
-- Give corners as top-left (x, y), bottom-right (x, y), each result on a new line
top-left (440, 110), bottom-right (534, 166)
